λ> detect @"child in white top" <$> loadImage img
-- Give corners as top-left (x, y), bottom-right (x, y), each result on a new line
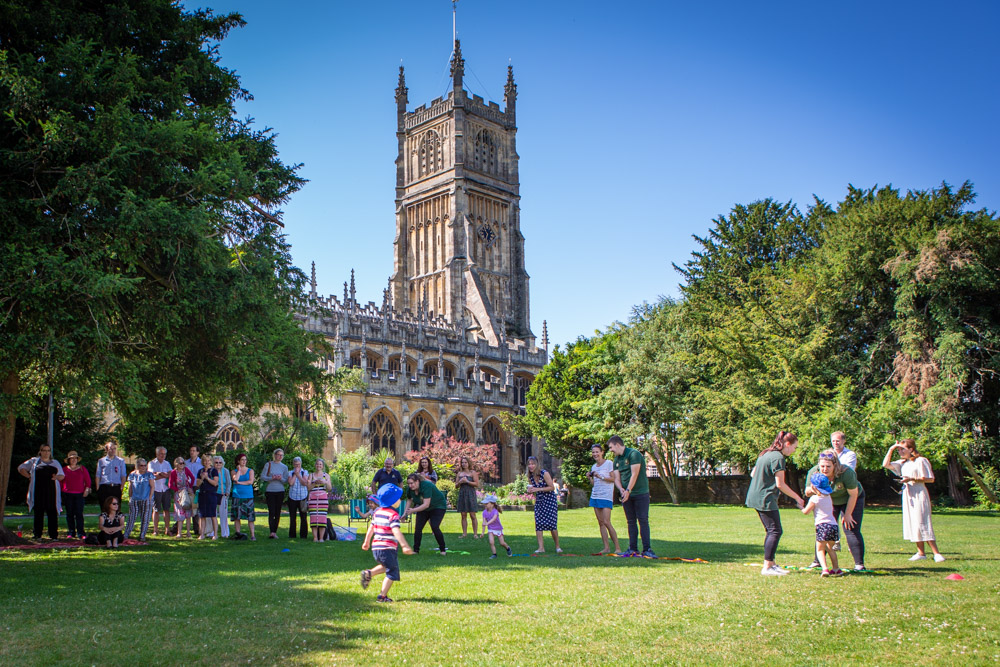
top-left (481, 494), bottom-right (512, 559)
top-left (802, 472), bottom-right (841, 576)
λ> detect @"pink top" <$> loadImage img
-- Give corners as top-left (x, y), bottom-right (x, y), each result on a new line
top-left (168, 468), bottom-right (195, 491)
top-left (61, 466), bottom-right (92, 494)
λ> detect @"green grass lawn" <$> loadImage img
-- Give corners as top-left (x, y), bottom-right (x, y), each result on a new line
top-left (2, 504), bottom-right (998, 666)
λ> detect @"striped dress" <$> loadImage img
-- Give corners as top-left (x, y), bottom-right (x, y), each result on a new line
top-left (308, 472), bottom-right (330, 527)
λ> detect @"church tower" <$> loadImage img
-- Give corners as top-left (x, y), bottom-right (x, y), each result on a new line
top-left (391, 41), bottom-right (533, 346)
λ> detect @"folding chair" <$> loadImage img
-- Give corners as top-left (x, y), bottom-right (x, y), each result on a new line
top-left (347, 499), bottom-right (369, 528)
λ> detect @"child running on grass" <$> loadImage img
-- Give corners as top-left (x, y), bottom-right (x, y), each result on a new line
top-left (802, 472), bottom-right (842, 577)
top-left (361, 484), bottom-right (414, 602)
top-left (481, 494), bottom-right (512, 559)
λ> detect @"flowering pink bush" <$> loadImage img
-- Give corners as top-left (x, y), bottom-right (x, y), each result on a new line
top-left (404, 429), bottom-right (498, 478)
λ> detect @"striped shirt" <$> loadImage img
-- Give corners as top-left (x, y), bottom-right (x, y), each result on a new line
top-left (371, 507), bottom-right (401, 550)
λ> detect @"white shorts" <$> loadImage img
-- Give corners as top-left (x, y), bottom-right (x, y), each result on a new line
top-left (488, 529), bottom-right (504, 537)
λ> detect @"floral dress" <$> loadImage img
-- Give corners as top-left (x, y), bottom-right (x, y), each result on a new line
top-left (529, 470), bottom-right (558, 531)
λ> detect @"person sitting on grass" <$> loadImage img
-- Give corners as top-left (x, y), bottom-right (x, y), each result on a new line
top-left (98, 497), bottom-right (124, 548)
top-left (481, 494), bottom-right (512, 559)
top-left (361, 484), bottom-right (414, 603)
top-left (802, 473), bottom-right (842, 577)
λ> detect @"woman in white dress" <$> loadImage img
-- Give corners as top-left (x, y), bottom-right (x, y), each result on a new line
top-left (882, 439), bottom-right (945, 562)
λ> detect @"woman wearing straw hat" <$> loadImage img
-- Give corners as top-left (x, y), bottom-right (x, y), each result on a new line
top-left (61, 451), bottom-right (91, 539)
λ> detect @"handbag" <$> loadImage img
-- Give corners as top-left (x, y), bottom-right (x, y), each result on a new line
top-left (176, 487), bottom-right (193, 510)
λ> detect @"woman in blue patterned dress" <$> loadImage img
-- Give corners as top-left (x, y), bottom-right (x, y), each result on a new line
top-left (526, 456), bottom-right (561, 554)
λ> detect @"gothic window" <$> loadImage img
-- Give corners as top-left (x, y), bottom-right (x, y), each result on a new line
top-left (389, 356), bottom-right (414, 377)
top-left (418, 130), bottom-right (443, 178)
top-left (424, 361), bottom-right (454, 382)
top-left (473, 129), bottom-right (498, 175)
top-left (482, 419), bottom-right (504, 483)
top-left (216, 425), bottom-right (242, 453)
top-left (369, 410), bottom-right (398, 458)
top-left (446, 415), bottom-right (472, 443)
top-left (519, 436), bottom-right (533, 472)
top-left (513, 373), bottom-right (533, 407)
top-left (295, 399), bottom-right (317, 423)
top-left (350, 351), bottom-right (381, 373)
top-left (409, 412), bottom-right (434, 452)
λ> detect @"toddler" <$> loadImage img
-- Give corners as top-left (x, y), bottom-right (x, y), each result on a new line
top-left (361, 484), bottom-right (414, 602)
top-left (481, 494), bottom-right (512, 558)
top-left (802, 472), bottom-right (842, 577)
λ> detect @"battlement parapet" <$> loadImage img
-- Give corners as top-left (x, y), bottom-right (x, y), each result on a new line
top-left (405, 94), bottom-right (454, 130)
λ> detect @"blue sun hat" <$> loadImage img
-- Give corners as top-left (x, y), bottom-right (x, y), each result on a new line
top-left (376, 483), bottom-right (403, 508)
top-left (810, 473), bottom-right (834, 495)
top-left (480, 493), bottom-right (500, 505)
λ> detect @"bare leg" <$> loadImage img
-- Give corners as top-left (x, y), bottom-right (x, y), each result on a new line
top-left (829, 543), bottom-right (839, 571)
top-left (551, 529), bottom-right (560, 551)
top-left (472, 513), bottom-right (479, 538)
top-left (535, 530), bottom-right (545, 552)
top-left (595, 507), bottom-right (610, 552)
top-left (488, 532), bottom-right (497, 555)
top-left (915, 541), bottom-right (927, 556)
top-left (248, 522), bottom-right (255, 539)
top-left (926, 539), bottom-right (942, 557)
top-left (461, 513), bottom-right (469, 537)
top-left (380, 577), bottom-right (394, 597)
top-left (603, 510), bottom-right (621, 552)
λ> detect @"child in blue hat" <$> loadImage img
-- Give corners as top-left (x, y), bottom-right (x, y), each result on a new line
top-left (802, 472), bottom-right (842, 577)
top-left (361, 484), bottom-right (414, 602)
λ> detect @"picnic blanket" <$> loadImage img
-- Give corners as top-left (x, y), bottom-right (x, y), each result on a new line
top-left (0, 538), bottom-right (148, 551)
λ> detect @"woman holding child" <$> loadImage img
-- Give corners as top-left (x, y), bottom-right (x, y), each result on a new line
top-left (803, 450), bottom-right (866, 571)
top-left (745, 431), bottom-right (805, 576)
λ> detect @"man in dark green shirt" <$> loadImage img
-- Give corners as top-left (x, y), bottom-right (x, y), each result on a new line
top-left (403, 473), bottom-right (448, 554)
top-left (608, 435), bottom-right (655, 557)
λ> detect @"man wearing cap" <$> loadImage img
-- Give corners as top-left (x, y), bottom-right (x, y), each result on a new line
top-left (371, 457), bottom-right (402, 493)
top-left (95, 440), bottom-right (127, 511)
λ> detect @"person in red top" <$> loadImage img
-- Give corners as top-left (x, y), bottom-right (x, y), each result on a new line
top-left (360, 484), bottom-right (414, 603)
top-left (60, 451), bottom-right (92, 539)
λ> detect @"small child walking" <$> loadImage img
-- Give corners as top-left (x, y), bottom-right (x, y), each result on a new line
top-left (481, 494), bottom-right (512, 559)
top-left (361, 484), bottom-right (414, 602)
top-left (802, 473), bottom-right (842, 577)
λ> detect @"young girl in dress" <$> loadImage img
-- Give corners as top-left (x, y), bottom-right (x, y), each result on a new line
top-left (481, 494), bottom-right (512, 558)
top-left (98, 496), bottom-right (124, 548)
top-left (802, 473), bottom-right (842, 577)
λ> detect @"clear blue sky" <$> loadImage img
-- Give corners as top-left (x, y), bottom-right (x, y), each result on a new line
top-left (208, 0), bottom-right (1000, 350)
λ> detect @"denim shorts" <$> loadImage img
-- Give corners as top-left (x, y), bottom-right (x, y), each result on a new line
top-left (589, 498), bottom-right (613, 509)
top-left (373, 548), bottom-right (400, 581)
top-left (816, 523), bottom-right (839, 542)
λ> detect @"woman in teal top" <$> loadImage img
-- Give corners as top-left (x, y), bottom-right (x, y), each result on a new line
top-left (745, 431), bottom-right (805, 576)
top-left (403, 473), bottom-right (448, 554)
top-left (229, 452), bottom-right (256, 540)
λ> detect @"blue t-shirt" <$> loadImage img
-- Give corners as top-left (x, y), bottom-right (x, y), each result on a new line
top-left (128, 471), bottom-right (155, 501)
top-left (232, 469), bottom-right (254, 499)
top-left (372, 468), bottom-right (403, 489)
top-left (199, 467), bottom-right (220, 499)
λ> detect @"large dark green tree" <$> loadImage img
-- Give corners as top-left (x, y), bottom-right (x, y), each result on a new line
top-left (0, 0), bottom-right (330, 538)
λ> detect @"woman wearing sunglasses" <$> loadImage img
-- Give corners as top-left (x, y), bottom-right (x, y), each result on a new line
top-left (98, 496), bottom-right (125, 548)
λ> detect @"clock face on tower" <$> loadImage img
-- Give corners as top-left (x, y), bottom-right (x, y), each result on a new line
top-left (478, 224), bottom-right (498, 248)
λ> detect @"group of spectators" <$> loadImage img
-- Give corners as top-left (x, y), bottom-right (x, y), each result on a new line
top-left (17, 442), bottom-right (333, 546)
top-left (747, 430), bottom-right (945, 576)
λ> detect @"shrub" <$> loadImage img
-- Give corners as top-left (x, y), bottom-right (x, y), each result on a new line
top-left (437, 479), bottom-right (457, 508)
top-left (331, 448), bottom-right (377, 500)
top-left (404, 430), bottom-right (497, 478)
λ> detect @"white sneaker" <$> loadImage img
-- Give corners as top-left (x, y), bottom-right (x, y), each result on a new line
top-left (933, 554), bottom-right (946, 562)
top-left (909, 553), bottom-right (927, 561)
top-left (761, 565), bottom-right (788, 576)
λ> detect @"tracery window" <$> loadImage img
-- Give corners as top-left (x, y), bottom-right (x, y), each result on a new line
top-left (482, 419), bottom-right (504, 483)
top-left (409, 413), bottom-right (434, 452)
top-left (446, 415), bottom-right (471, 443)
top-left (216, 425), bottom-right (242, 453)
top-left (369, 411), bottom-right (398, 458)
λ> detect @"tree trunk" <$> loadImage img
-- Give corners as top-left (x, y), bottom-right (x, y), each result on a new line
top-left (0, 370), bottom-right (19, 545)
top-left (946, 454), bottom-right (972, 506)
top-left (957, 451), bottom-right (999, 505)
top-left (648, 445), bottom-right (679, 505)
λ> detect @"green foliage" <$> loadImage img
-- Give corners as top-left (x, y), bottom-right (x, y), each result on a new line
top-left (437, 479), bottom-right (457, 508)
top-left (0, 0), bottom-right (331, 520)
top-left (7, 399), bottom-right (107, 506)
top-left (970, 467), bottom-right (1000, 510)
top-left (115, 407), bottom-right (222, 462)
top-left (330, 448), bottom-right (377, 501)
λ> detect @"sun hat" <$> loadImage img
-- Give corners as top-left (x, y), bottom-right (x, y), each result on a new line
top-left (809, 473), bottom-right (834, 495)
top-left (481, 493), bottom-right (500, 505)
top-left (64, 451), bottom-right (79, 464)
top-left (376, 483), bottom-right (403, 508)
top-left (366, 494), bottom-right (378, 503)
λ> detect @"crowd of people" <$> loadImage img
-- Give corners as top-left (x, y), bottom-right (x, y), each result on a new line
top-left (16, 432), bottom-right (945, 576)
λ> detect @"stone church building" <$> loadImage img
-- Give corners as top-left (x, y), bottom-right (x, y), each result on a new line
top-left (215, 41), bottom-right (551, 483)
